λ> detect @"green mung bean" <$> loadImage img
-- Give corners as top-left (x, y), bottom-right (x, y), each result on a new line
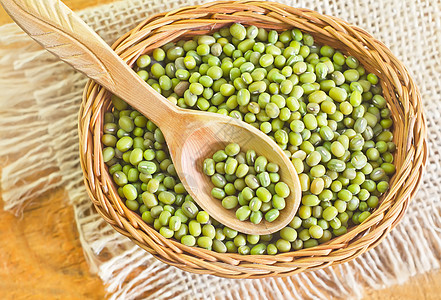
top-left (105, 23), bottom-right (395, 255)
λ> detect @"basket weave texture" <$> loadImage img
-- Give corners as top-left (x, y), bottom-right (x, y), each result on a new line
top-left (79, 0), bottom-right (427, 278)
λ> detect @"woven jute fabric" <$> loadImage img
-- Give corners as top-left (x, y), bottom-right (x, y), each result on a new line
top-left (0, 0), bottom-right (440, 299)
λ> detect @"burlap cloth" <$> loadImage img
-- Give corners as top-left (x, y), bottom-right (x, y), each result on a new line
top-left (1, 0), bottom-right (440, 299)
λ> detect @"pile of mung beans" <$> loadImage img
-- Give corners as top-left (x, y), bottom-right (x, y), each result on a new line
top-left (203, 143), bottom-right (290, 224)
top-left (102, 23), bottom-right (396, 254)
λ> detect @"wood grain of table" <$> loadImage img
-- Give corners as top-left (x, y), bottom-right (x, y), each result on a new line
top-left (0, 1), bottom-right (439, 299)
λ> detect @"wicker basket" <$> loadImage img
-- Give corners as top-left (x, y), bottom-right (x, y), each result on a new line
top-left (79, 0), bottom-right (427, 278)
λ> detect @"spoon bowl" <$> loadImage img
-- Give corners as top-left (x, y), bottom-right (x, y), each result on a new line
top-left (171, 110), bottom-right (301, 235)
top-left (1, 0), bottom-right (301, 234)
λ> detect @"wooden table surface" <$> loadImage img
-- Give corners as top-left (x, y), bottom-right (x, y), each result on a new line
top-left (0, 1), bottom-right (440, 299)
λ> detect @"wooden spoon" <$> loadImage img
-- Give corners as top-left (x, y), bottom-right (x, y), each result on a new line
top-left (2, 0), bottom-right (301, 235)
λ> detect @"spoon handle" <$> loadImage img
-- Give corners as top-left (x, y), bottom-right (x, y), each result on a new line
top-left (0, 0), bottom-right (178, 125)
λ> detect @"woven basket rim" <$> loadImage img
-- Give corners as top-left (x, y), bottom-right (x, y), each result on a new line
top-left (79, 0), bottom-right (427, 278)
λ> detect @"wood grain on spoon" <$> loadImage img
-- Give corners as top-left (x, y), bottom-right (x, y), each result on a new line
top-left (1, 0), bottom-right (301, 234)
